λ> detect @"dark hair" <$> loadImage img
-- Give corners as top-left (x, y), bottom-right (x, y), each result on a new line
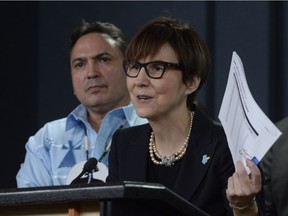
top-left (126, 16), bottom-right (210, 109)
top-left (70, 20), bottom-right (128, 55)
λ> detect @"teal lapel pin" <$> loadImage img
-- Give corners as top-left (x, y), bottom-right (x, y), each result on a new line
top-left (202, 154), bottom-right (210, 164)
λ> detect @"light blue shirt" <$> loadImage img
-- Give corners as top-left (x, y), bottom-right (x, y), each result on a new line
top-left (16, 103), bottom-right (147, 188)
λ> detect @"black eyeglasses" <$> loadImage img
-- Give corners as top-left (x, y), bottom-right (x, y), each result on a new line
top-left (123, 60), bottom-right (182, 79)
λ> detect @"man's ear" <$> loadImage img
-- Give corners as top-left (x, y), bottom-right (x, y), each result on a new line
top-left (185, 76), bottom-right (201, 95)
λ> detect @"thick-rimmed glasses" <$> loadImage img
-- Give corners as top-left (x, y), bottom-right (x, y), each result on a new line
top-left (123, 60), bottom-right (182, 79)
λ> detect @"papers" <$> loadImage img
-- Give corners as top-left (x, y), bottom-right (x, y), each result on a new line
top-left (218, 51), bottom-right (281, 172)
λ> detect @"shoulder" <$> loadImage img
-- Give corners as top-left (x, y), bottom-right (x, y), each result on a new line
top-left (269, 117), bottom-right (288, 152)
top-left (111, 124), bottom-right (151, 151)
top-left (114, 123), bottom-right (151, 138)
top-left (194, 108), bottom-right (226, 141)
top-left (109, 124), bottom-right (151, 159)
top-left (39, 117), bottom-right (68, 132)
top-left (276, 116), bottom-right (288, 133)
top-left (193, 109), bottom-right (231, 163)
top-left (30, 117), bottom-right (69, 145)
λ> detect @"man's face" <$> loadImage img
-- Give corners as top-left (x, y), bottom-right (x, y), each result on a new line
top-left (70, 33), bottom-right (129, 114)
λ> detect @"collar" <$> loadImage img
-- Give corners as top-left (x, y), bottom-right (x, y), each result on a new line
top-left (65, 102), bottom-right (142, 131)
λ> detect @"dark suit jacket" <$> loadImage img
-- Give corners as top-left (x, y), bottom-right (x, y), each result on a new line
top-left (260, 117), bottom-right (288, 216)
top-left (107, 108), bottom-right (235, 216)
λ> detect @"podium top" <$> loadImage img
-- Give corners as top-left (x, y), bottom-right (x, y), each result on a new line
top-left (0, 181), bottom-right (209, 216)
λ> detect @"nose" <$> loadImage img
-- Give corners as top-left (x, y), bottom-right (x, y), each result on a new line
top-left (87, 61), bottom-right (100, 79)
top-left (138, 66), bottom-right (150, 78)
top-left (134, 67), bottom-right (149, 87)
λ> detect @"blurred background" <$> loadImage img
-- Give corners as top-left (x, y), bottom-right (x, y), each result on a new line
top-left (1, 1), bottom-right (287, 188)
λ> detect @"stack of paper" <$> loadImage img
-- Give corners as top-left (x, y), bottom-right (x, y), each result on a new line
top-left (218, 51), bottom-right (282, 173)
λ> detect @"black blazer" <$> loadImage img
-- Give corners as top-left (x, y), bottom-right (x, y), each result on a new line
top-left (107, 108), bottom-right (235, 215)
top-left (260, 117), bottom-right (288, 216)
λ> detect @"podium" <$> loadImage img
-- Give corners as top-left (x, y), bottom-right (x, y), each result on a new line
top-left (0, 181), bottom-right (209, 216)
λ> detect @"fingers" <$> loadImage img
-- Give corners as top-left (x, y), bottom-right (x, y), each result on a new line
top-left (246, 159), bottom-right (261, 180)
top-left (246, 159), bottom-right (261, 193)
top-left (226, 159), bottom-right (262, 205)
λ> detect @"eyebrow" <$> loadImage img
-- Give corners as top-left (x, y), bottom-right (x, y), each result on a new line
top-left (71, 52), bottom-right (113, 64)
top-left (92, 52), bottom-right (113, 60)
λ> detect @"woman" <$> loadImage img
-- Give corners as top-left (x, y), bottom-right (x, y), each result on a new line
top-left (107, 16), bottom-right (263, 216)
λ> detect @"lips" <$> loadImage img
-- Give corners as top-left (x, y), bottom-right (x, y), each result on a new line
top-left (85, 84), bottom-right (105, 92)
top-left (137, 95), bottom-right (152, 100)
top-left (89, 85), bottom-right (103, 89)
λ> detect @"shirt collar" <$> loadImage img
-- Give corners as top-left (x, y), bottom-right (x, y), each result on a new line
top-left (65, 102), bottom-right (140, 131)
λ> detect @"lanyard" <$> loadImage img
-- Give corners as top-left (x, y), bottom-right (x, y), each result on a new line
top-left (84, 119), bottom-right (127, 162)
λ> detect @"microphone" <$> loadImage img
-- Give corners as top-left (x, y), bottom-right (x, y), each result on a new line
top-left (70, 157), bottom-right (100, 185)
top-left (83, 157), bottom-right (98, 173)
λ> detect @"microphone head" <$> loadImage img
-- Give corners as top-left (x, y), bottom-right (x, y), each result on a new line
top-left (83, 157), bottom-right (98, 172)
top-left (68, 159), bottom-right (108, 185)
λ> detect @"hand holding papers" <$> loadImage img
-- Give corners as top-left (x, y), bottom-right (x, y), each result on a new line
top-left (218, 51), bottom-right (282, 173)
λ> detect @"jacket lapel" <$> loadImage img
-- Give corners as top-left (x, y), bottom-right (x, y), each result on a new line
top-left (124, 124), bottom-right (151, 181)
top-left (173, 110), bottom-right (217, 200)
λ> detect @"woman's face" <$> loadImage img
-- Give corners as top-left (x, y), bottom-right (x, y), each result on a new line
top-left (126, 43), bottom-right (199, 120)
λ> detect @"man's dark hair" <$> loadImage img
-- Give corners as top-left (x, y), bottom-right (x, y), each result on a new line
top-left (70, 20), bottom-right (128, 55)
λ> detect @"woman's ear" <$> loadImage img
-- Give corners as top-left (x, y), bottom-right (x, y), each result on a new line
top-left (185, 76), bottom-right (201, 95)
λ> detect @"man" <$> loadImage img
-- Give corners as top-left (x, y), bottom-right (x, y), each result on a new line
top-left (16, 20), bottom-right (147, 187)
top-left (260, 116), bottom-right (288, 216)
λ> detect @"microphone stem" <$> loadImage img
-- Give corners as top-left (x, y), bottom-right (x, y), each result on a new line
top-left (87, 172), bottom-right (92, 184)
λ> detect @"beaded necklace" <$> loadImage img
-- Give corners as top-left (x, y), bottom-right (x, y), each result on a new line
top-left (149, 111), bottom-right (195, 167)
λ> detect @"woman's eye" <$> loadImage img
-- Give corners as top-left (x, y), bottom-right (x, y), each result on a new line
top-left (151, 64), bottom-right (164, 71)
top-left (131, 64), bottom-right (140, 70)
